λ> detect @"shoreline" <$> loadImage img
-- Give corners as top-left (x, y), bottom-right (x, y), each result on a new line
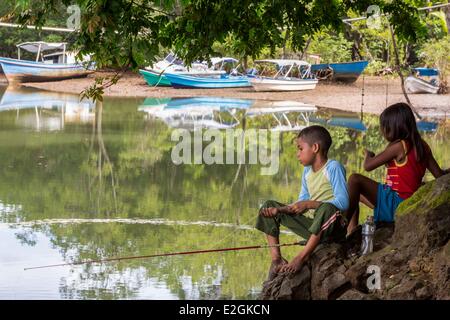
top-left (2, 71), bottom-right (449, 119)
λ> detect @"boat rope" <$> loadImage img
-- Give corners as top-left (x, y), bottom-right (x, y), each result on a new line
top-left (24, 241), bottom-right (305, 270)
top-left (360, 74), bottom-right (365, 121)
top-left (385, 76), bottom-right (389, 108)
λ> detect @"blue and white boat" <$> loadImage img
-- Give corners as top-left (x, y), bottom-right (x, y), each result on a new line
top-left (311, 60), bottom-right (368, 83)
top-left (0, 42), bottom-right (93, 84)
top-left (163, 73), bottom-right (250, 89)
top-left (140, 54), bottom-right (231, 87)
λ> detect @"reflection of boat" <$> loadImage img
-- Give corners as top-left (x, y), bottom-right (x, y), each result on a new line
top-left (416, 121), bottom-right (438, 132)
top-left (404, 68), bottom-right (440, 94)
top-left (138, 97), bottom-right (253, 130)
top-left (166, 97), bottom-right (254, 109)
top-left (250, 60), bottom-right (318, 92)
top-left (310, 115), bottom-right (366, 131)
top-left (310, 61), bottom-right (368, 82)
top-left (246, 101), bottom-right (317, 131)
top-left (0, 42), bottom-right (93, 84)
top-left (0, 86), bottom-right (95, 130)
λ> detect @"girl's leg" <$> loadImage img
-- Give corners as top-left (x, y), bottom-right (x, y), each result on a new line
top-left (360, 194), bottom-right (375, 209)
top-left (347, 173), bottom-right (378, 234)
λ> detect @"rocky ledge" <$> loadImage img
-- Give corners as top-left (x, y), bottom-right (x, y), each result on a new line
top-left (261, 174), bottom-right (450, 300)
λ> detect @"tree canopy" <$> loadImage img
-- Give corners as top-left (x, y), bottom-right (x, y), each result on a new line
top-left (5, 0), bottom-right (428, 68)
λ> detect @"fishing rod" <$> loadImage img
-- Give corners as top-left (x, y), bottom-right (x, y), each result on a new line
top-left (24, 240), bottom-right (306, 271)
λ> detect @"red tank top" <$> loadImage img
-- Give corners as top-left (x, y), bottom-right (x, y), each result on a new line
top-left (385, 140), bottom-right (428, 200)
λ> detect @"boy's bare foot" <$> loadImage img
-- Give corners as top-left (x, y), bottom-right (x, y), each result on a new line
top-left (279, 255), bottom-right (304, 274)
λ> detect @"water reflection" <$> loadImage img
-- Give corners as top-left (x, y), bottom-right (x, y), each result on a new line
top-left (0, 86), bottom-right (94, 131)
top-left (0, 87), bottom-right (447, 300)
top-left (138, 97), bottom-right (251, 130)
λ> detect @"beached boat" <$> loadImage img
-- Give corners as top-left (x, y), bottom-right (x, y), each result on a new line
top-left (163, 73), bottom-right (250, 89)
top-left (140, 55), bottom-right (237, 87)
top-left (0, 42), bottom-right (93, 84)
top-left (139, 69), bottom-right (176, 87)
top-left (250, 60), bottom-right (318, 92)
top-left (404, 68), bottom-right (440, 94)
top-left (310, 60), bottom-right (368, 82)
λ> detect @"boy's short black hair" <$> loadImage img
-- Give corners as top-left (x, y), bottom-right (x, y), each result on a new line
top-left (297, 125), bottom-right (332, 155)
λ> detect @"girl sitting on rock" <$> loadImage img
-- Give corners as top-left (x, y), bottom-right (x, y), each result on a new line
top-left (346, 102), bottom-right (448, 235)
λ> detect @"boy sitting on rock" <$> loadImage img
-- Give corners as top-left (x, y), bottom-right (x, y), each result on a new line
top-left (256, 125), bottom-right (349, 276)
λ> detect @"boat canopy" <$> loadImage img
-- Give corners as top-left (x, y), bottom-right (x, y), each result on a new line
top-left (255, 59), bottom-right (311, 67)
top-left (413, 67), bottom-right (439, 77)
top-left (17, 42), bottom-right (67, 53)
top-left (210, 57), bottom-right (238, 65)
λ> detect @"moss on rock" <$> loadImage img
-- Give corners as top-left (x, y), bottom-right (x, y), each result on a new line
top-left (396, 174), bottom-right (450, 216)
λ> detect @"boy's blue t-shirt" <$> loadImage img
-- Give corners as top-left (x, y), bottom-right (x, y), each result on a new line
top-left (298, 159), bottom-right (349, 218)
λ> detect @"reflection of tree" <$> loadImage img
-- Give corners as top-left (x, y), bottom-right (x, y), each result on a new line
top-left (86, 101), bottom-right (118, 215)
top-left (0, 102), bottom-right (448, 299)
top-left (39, 222), bottom-right (285, 299)
top-left (14, 228), bottom-right (37, 246)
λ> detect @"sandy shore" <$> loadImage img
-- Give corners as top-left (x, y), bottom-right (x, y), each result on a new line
top-left (14, 71), bottom-right (450, 118)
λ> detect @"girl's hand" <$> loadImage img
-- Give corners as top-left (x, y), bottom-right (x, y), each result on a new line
top-left (259, 207), bottom-right (278, 217)
top-left (365, 149), bottom-right (375, 158)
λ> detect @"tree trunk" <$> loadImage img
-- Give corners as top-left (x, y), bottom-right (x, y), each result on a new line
top-left (444, 6), bottom-right (450, 34)
top-left (300, 37), bottom-right (311, 60)
top-left (389, 25), bottom-right (422, 120)
top-left (243, 55), bottom-right (248, 71)
top-left (282, 29), bottom-right (290, 59)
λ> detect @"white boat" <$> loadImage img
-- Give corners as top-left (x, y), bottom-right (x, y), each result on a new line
top-left (0, 42), bottom-right (93, 84)
top-left (405, 67), bottom-right (440, 94)
top-left (250, 60), bottom-right (318, 92)
top-left (404, 67), bottom-right (441, 94)
top-left (405, 76), bottom-right (439, 94)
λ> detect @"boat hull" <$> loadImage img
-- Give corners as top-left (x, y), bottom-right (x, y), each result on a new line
top-left (164, 73), bottom-right (250, 89)
top-left (404, 76), bottom-right (439, 94)
top-left (140, 68), bottom-right (227, 87)
top-left (0, 57), bottom-right (92, 84)
top-left (139, 69), bottom-right (172, 87)
top-left (311, 61), bottom-right (368, 83)
top-left (250, 78), bottom-right (318, 92)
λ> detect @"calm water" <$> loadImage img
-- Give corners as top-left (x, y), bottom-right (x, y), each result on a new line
top-left (0, 86), bottom-right (448, 299)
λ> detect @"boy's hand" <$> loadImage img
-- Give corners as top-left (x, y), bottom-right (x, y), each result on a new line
top-left (288, 201), bottom-right (308, 215)
top-left (259, 207), bottom-right (278, 217)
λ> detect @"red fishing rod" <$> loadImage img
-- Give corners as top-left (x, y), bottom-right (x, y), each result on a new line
top-left (24, 240), bottom-right (306, 270)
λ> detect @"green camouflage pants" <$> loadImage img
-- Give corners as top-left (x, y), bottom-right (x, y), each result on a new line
top-left (255, 200), bottom-right (347, 243)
